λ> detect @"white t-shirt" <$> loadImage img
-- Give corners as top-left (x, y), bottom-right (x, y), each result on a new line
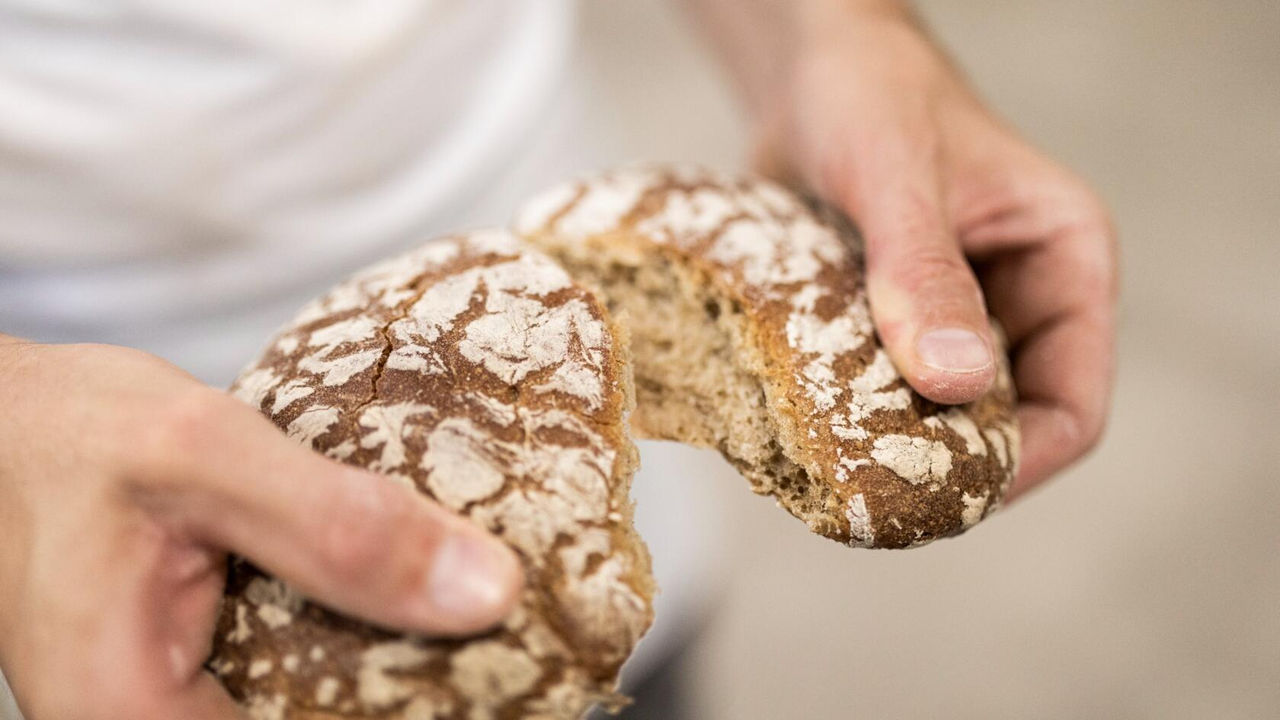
top-left (0, 3), bottom-right (729, 716)
top-left (0, 0), bottom-right (574, 381)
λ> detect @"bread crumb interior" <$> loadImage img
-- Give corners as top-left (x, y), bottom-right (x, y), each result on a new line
top-left (540, 234), bottom-right (842, 537)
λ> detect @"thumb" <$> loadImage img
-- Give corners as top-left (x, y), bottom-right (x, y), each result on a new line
top-left (135, 391), bottom-right (523, 637)
top-left (844, 153), bottom-right (997, 404)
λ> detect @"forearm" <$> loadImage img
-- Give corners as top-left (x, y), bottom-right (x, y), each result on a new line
top-left (678, 0), bottom-right (922, 118)
top-left (0, 340), bottom-right (33, 665)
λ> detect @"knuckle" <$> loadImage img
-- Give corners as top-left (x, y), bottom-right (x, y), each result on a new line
top-left (1075, 185), bottom-right (1114, 227)
top-left (873, 191), bottom-right (945, 246)
top-left (129, 388), bottom-right (234, 483)
top-left (1044, 185), bottom-right (1118, 308)
top-left (321, 482), bottom-right (420, 587)
top-left (1059, 403), bottom-right (1108, 463)
top-left (323, 512), bottom-right (385, 581)
top-left (1063, 228), bottom-right (1119, 306)
top-left (889, 248), bottom-right (983, 310)
top-left (1077, 407), bottom-right (1109, 454)
top-left (1065, 185), bottom-right (1117, 246)
top-left (1081, 206), bottom-right (1118, 263)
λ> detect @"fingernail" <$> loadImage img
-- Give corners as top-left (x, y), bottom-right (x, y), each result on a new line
top-left (426, 533), bottom-right (519, 623)
top-left (916, 328), bottom-right (992, 373)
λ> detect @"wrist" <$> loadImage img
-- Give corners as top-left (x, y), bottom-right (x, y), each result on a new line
top-left (761, 3), bottom-right (936, 116)
top-left (684, 0), bottom-right (927, 125)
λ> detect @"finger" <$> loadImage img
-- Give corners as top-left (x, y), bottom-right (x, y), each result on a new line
top-left (750, 126), bottom-right (804, 190)
top-left (82, 673), bottom-right (245, 720)
top-left (1007, 306), bottom-right (1114, 498)
top-left (979, 227), bottom-right (1117, 499)
top-left (128, 391), bottom-right (523, 636)
top-left (156, 672), bottom-right (247, 720)
top-left (841, 133), bottom-right (997, 404)
top-left (77, 591), bottom-right (245, 720)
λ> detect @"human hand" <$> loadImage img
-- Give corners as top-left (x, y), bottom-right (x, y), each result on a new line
top-left (0, 338), bottom-right (522, 719)
top-left (742, 3), bottom-right (1118, 498)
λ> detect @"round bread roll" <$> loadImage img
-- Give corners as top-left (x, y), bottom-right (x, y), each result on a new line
top-left (209, 231), bottom-right (655, 719)
top-left (515, 165), bottom-right (1020, 549)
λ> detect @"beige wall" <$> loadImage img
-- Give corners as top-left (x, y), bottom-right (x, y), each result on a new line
top-left (579, 2), bottom-right (1280, 718)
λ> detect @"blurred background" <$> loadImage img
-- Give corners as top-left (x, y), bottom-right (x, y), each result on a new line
top-left (573, 2), bottom-right (1280, 719)
top-left (2, 1), bottom-right (1277, 719)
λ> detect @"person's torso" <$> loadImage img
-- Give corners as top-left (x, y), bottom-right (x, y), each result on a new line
top-left (0, 0), bottom-right (574, 379)
top-left (0, 12), bottom-right (732, 718)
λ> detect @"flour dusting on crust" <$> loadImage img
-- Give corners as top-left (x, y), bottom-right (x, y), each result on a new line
top-left (517, 165), bottom-right (1019, 548)
top-left (212, 231), bottom-right (652, 719)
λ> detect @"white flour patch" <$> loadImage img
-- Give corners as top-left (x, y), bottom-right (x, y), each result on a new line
top-left (637, 188), bottom-right (738, 242)
top-left (449, 640), bottom-right (543, 704)
top-left (849, 349), bottom-right (899, 394)
top-left (245, 693), bottom-right (286, 720)
top-left (274, 334), bottom-right (300, 356)
top-left (464, 228), bottom-right (525, 257)
top-left (315, 677), bottom-right (341, 707)
top-left (535, 361), bottom-right (606, 410)
top-left (514, 180), bottom-right (580, 234)
top-left (357, 403), bottom-right (436, 472)
top-left (557, 529), bottom-right (649, 645)
top-left (551, 170), bottom-right (659, 238)
top-left (460, 280), bottom-right (606, 409)
top-left (234, 368), bottom-right (281, 408)
top-left (835, 456), bottom-right (871, 483)
top-left (465, 391), bottom-right (519, 425)
top-left (1001, 421), bottom-right (1021, 474)
top-left (790, 284), bottom-right (824, 313)
top-left (307, 316), bottom-right (381, 351)
top-left (871, 434), bottom-right (953, 485)
top-left (961, 490), bottom-right (990, 528)
top-left (985, 427), bottom-right (1009, 468)
top-left (471, 488), bottom-right (580, 558)
top-left (786, 310), bottom-right (869, 358)
top-left (753, 180), bottom-right (803, 216)
top-left (940, 408), bottom-right (987, 456)
top-left (297, 348), bottom-right (382, 387)
top-left (256, 603), bottom-right (293, 630)
top-left (357, 642), bottom-right (434, 709)
top-left (846, 493), bottom-right (874, 547)
top-left (420, 418), bottom-right (509, 510)
top-left (270, 379), bottom-right (314, 415)
top-left (286, 406), bottom-right (340, 445)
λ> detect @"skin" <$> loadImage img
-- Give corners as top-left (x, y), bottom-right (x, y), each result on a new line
top-left (0, 2), bottom-right (1117, 717)
top-left (684, 0), bottom-right (1118, 497)
top-left (0, 339), bottom-right (523, 719)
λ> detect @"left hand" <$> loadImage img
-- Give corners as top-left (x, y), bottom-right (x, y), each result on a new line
top-left (748, 5), bottom-right (1118, 498)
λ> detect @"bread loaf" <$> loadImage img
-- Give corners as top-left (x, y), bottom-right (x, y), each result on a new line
top-left (209, 231), bottom-right (654, 719)
top-left (515, 166), bottom-right (1020, 549)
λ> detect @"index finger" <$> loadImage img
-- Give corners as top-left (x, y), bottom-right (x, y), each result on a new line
top-left (978, 226), bottom-right (1118, 498)
top-left (125, 389), bottom-right (523, 636)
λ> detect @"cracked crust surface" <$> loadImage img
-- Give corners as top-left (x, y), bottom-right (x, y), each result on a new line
top-left (209, 231), bottom-right (654, 719)
top-left (515, 166), bottom-right (1019, 549)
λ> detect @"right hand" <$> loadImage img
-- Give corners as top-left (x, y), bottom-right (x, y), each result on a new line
top-left (0, 338), bottom-right (523, 720)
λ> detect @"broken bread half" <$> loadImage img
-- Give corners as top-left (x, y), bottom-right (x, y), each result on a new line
top-left (211, 231), bottom-right (654, 719)
top-left (515, 166), bottom-right (1019, 549)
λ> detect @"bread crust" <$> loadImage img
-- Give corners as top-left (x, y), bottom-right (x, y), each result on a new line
top-left (516, 166), bottom-right (1019, 549)
top-left (209, 231), bottom-right (654, 719)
